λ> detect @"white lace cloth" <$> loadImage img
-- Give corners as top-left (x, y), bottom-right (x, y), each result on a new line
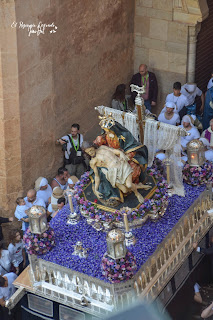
top-left (144, 119), bottom-right (185, 196)
top-left (95, 106), bottom-right (139, 141)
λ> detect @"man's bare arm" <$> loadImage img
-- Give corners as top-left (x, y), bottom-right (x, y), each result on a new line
top-left (51, 179), bottom-right (59, 190)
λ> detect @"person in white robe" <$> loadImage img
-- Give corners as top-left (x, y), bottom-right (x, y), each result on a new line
top-left (158, 101), bottom-right (180, 126)
top-left (35, 177), bottom-right (52, 207)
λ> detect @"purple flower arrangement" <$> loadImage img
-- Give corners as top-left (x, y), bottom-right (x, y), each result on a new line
top-left (40, 183), bottom-right (205, 283)
top-left (73, 163), bottom-right (168, 224)
top-left (147, 157), bottom-right (165, 180)
top-left (23, 225), bottom-right (55, 255)
top-left (101, 251), bottom-right (137, 283)
top-left (183, 161), bottom-right (213, 186)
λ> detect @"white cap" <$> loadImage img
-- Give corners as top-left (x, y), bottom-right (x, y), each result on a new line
top-left (68, 178), bottom-right (74, 184)
top-left (165, 101), bottom-right (176, 109)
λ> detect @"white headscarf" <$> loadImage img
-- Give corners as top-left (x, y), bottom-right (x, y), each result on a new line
top-left (161, 101), bottom-right (176, 113)
top-left (35, 177), bottom-right (52, 205)
top-left (35, 177), bottom-right (48, 191)
top-left (181, 115), bottom-right (194, 127)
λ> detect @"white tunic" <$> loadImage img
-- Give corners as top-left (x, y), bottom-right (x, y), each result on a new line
top-left (179, 125), bottom-right (200, 148)
top-left (36, 184), bottom-right (52, 206)
top-left (181, 85), bottom-right (202, 106)
top-left (158, 112), bottom-right (180, 126)
top-left (166, 93), bottom-right (189, 112)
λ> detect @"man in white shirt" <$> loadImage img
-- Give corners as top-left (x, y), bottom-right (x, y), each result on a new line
top-left (180, 83), bottom-right (204, 117)
top-left (24, 189), bottom-right (46, 208)
top-left (57, 123), bottom-right (85, 179)
top-left (166, 82), bottom-right (189, 116)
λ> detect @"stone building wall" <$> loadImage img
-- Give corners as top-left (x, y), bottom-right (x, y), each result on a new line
top-left (0, 1), bottom-right (22, 213)
top-left (134, 0), bottom-right (209, 114)
top-left (0, 0), bottom-right (134, 213)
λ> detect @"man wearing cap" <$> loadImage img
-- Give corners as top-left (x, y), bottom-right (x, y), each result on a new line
top-left (34, 177), bottom-right (52, 207)
top-left (130, 64), bottom-right (158, 112)
top-left (158, 102), bottom-right (180, 126)
top-left (180, 83), bottom-right (204, 118)
top-left (165, 82), bottom-right (189, 116)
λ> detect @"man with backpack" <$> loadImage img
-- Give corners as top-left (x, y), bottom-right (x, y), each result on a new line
top-left (57, 123), bottom-right (85, 179)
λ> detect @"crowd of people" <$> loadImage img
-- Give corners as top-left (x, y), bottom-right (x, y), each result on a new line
top-left (112, 64), bottom-right (213, 165)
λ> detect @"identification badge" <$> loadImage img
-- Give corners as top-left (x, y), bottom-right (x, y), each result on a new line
top-left (77, 151), bottom-right (82, 157)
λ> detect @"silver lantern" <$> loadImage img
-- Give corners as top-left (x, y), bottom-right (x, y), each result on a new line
top-left (187, 139), bottom-right (205, 167)
top-left (106, 229), bottom-right (127, 259)
top-left (28, 205), bottom-right (47, 234)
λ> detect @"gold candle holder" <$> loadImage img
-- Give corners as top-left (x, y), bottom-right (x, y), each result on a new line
top-left (68, 194), bottom-right (74, 213)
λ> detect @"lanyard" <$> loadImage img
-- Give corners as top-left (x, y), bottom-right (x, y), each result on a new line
top-left (122, 100), bottom-right (126, 111)
top-left (141, 74), bottom-right (148, 88)
top-left (71, 135), bottom-right (79, 152)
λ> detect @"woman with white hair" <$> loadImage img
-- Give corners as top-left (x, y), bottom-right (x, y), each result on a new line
top-left (158, 101), bottom-right (180, 126)
top-left (34, 177), bottom-right (52, 207)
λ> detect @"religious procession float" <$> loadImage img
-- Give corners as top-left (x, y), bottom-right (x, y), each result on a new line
top-left (8, 86), bottom-right (213, 319)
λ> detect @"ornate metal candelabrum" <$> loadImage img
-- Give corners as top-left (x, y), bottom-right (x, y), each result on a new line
top-left (122, 207), bottom-right (136, 246)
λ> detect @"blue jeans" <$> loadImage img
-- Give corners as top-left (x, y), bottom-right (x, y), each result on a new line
top-left (186, 103), bottom-right (196, 115)
top-left (144, 100), bottom-right (152, 112)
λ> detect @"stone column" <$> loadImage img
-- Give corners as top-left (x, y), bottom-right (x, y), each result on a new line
top-left (0, 0), bottom-right (22, 213)
top-left (187, 24), bottom-right (201, 83)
